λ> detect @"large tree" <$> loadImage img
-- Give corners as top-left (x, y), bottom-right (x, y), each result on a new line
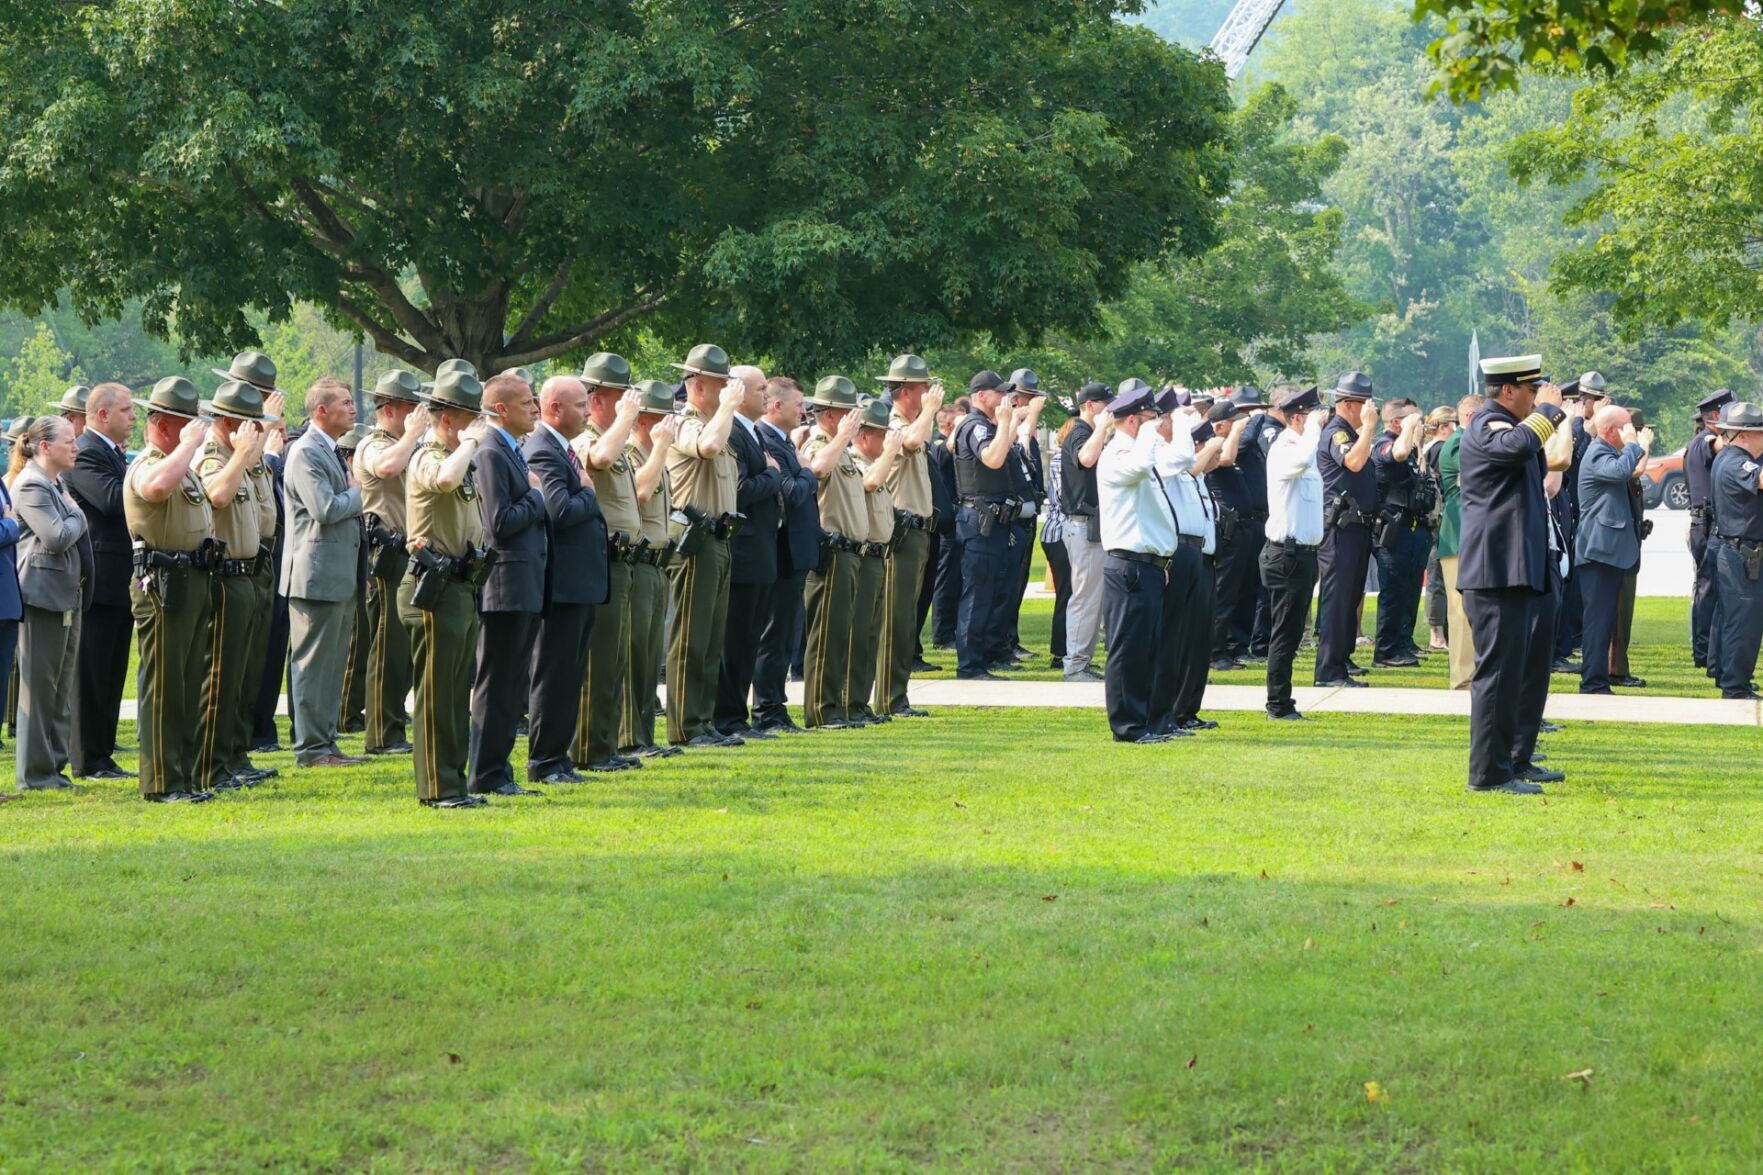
top-left (0, 0), bottom-right (1231, 377)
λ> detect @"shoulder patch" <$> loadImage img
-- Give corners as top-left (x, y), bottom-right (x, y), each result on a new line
top-left (1743, 460), bottom-right (1760, 476)
top-left (1333, 431), bottom-right (1350, 448)
top-left (1263, 428), bottom-right (1277, 443)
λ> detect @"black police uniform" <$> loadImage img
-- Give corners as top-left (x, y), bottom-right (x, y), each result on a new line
top-left (1315, 409), bottom-right (1378, 684)
top-left (1686, 426), bottom-right (1720, 667)
top-left (1248, 414), bottom-right (1286, 656)
top-left (1208, 434), bottom-right (1256, 665)
top-left (1711, 444), bottom-right (1763, 698)
top-left (1370, 428), bottom-right (1435, 663)
top-left (1457, 398), bottom-right (1567, 791)
top-left (1554, 414), bottom-right (1593, 661)
top-left (1003, 434), bottom-right (1042, 654)
top-left (951, 412), bottom-right (1017, 677)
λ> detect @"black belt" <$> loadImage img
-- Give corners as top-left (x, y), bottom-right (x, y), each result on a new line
top-left (218, 557), bottom-right (256, 577)
top-left (1107, 549), bottom-right (1171, 570)
top-left (1718, 534), bottom-right (1763, 547)
top-left (1177, 535), bottom-right (1204, 550)
top-left (861, 541), bottom-right (888, 558)
top-left (821, 530), bottom-right (863, 554)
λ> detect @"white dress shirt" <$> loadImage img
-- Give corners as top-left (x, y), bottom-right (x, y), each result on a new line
top-left (1154, 427), bottom-right (1210, 548)
top-left (1265, 425), bottom-right (1324, 545)
top-left (1098, 425), bottom-right (1176, 555)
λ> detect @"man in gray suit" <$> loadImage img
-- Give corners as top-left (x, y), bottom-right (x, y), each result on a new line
top-left (280, 379), bottom-right (365, 766)
top-left (1575, 403), bottom-right (1653, 694)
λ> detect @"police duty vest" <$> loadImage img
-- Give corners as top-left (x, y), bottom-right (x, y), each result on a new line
top-left (952, 415), bottom-right (1013, 501)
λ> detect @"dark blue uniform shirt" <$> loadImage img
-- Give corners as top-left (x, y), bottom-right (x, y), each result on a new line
top-left (1317, 412), bottom-right (1379, 513)
top-left (1686, 429), bottom-right (1719, 510)
top-left (1713, 445), bottom-right (1763, 541)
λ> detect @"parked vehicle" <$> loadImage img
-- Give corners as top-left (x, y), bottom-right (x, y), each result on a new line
top-left (1640, 447), bottom-right (1688, 510)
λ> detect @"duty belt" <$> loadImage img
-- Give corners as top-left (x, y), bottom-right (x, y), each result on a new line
top-left (218, 557), bottom-right (257, 577)
top-left (861, 541), bottom-right (888, 558)
top-left (1177, 535), bottom-right (1204, 550)
top-left (1107, 549), bottom-right (1171, 570)
top-left (820, 530), bottom-right (864, 554)
top-left (1690, 505), bottom-right (1714, 522)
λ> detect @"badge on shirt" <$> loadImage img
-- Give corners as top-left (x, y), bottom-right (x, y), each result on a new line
top-left (1744, 460), bottom-right (1760, 476)
top-left (1263, 428), bottom-right (1277, 443)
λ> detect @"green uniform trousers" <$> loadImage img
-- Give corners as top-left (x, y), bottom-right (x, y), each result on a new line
top-left (846, 552), bottom-right (888, 720)
top-left (399, 573), bottom-right (478, 802)
top-left (876, 527), bottom-right (930, 716)
top-left (198, 571), bottom-right (260, 786)
top-left (340, 578), bottom-right (370, 733)
top-left (666, 538), bottom-right (731, 744)
top-left (363, 569), bottom-right (411, 750)
top-left (621, 561), bottom-right (666, 752)
top-left (230, 560), bottom-right (275, 770)
top-left (575, 560), bottom-right (632, 767)
top-left (804, 548), bottom-right (860, 728)
top-left (133, 567), bottom-right (215, 797)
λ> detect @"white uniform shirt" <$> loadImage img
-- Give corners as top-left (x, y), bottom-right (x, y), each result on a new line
top-left (1265, 425), bottom-right (1324, 545)
top-left (1098, 424), bottom-right (1176, 555)
top-left (1155, 426), bottom-right (1211, 549)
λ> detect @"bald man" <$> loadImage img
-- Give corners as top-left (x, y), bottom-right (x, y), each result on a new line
top-left (715, 364), bottom-right (785, 738)
top-left (1574, 404), bottom-right (1652, 694)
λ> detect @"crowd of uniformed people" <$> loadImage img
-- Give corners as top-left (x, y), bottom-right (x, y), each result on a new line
top-left (1, 346), bottom-right (1760, 805)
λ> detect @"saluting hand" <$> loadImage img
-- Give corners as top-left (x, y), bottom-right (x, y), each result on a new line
top-left (179, 417), bottom-right (210, 448)
top-left (462, 418), bottom-right (492, 444)
top-left (718, 380), bottom-right (745, 410)
top-left (1637, 426), bottom-right (1655, 453)
top-left (616, 388), bottom-right (642, 420)
top-left (656, 414), bottom-right (681, 445)
top-left (923, 383), bottom-right (947, 417)
top-left (406, 404), bottom-right (432, 438)
top-left (1095, 410), bottom-right (1115, 434)
top-left (1306, 408), bottom-right (1329, 431)
top-left (1536, 383), bottom-right (1564, 409)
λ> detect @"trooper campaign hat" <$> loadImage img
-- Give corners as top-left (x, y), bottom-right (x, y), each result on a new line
top-left (337, 423), bottom-right (373, 452)
top-left (1276, 386), bottom-right (1321, 414)
top-left (1577, 370), bottom-right (1609, 397)
top-left (857, 395), bottom-right (892, 430)
top-left (1698, 388), bottom-right (1735, 416)
top-left (1717, 401), bottom-right (1763, 432)
top-left (212, 350), bottom-right (280, 393)
top-left (417, 369), bottom-right (491, 416)
top-left (877, 354), bottom-right (933, 384)
top-left (670, 343), bottom-right (732, 380)
top-left (5, 415), bottom-right (35, 442)
top-left (1006, 368), bottom-right (1043, 397)
top-left (372, 369), bottom-right (425, 405)
top-left (422, 358), bottom-right (479, 390)
top-left (633, 379), bottom-right (679, 416)
top-left (1334, 371), bottom-right (1375, 401)
top-left (1108, 378), bottom-right (1157, 417)
top-left (143, 375), bottom-right (205, 420)
top-left (1231, 385), bottom-right (1264, 407)
top-left (580, 351), bottom-right (633, 392)
top-left (498, 366), bottom-right (536, 387)
top-left (56, 385), bottom-right (90, 416)
top-left (203, 379), bottom-right (280, 422)
top-left (1480, 355), bottom-right (1544, 388)
top-left (1207, 400), bottom-right (1247, 424)
top-left (808, 375), bottom-right (860, 410)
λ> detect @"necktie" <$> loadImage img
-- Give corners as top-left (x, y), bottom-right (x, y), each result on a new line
top-left (566, 443), bottom-right (584, 478)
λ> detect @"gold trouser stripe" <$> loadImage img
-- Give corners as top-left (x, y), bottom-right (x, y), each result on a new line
top-left (199, 581), bottom-right (225, 782)
top-left (366, 581), bottom-right (384, 746)
top-left (877, 554), bottom-right (896, 707)
top-left (668, 556), bottom-right (696, 743)
top-left (422, 603), bottom-right (437, 799)
top-left (806, 558), bottom-right (835, 725)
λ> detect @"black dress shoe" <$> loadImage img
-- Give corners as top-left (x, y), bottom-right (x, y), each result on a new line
top-left (734, 727), bottom-right (778, 740)
top-left (892, 706), bottom-right (929, 718)
top-left (613, 755), bottom-right (645, 768)
top-left (685, 734), bottom-right (729, 749)
top-left (1179, 717), bottom-right (1219, 731)
top-left (626, 743), bottom-right (682, 758)
top-left (1531, 751), bottom-right (1548, 763)
top-left (754, 720), bottom-right (803, 735)
top-left (78, 767), bottom-right (137, 781)
top-left (474, 782), bottom-right (541, 796)
top-left (1551, 659), bottom-right (1582, 674)
top-left (911, 659), bottom-right (941, 673)
top-left (146, 790), bottom-right (213, 804)
top-left (238, 765), bottom-right (279, 781)
top-left (421, 795), bottom-right (488, 809)
top-left (1539, 720), bottom-right (1563, 734)
top-left (1012, 645), bottom-right (1032, 659)
top-left (211, 774), bottom-right (243, 792)
top-left (717, 733), bottom-right (747, 746)
top-left (250, 741), bottom-right (282, 754)
top-left (1615, 675), bottom-right (1647, 688)
top-left (1240, 654), bottom-right (1268, 666)
top-left (1315, 678), bottom-right (1368, 689)
top-left (367, 742), bottom-right (414, 755)
top-left (1267, 710), bottom-right (1308, 721)
top-left (536, 769), bottom-right (585, 784)
top-left (583, 760), bottom-right (635, 773)
top-left (1725, 688), bottom-right (1763, 701)
top-left (1519, 765), bottom-right (1565, 783)
top-left (1373, 656), bottom-right (1421, 668)
top-left (1469, 780), bottom-right (1544, 795)
top-left (1209, 658), bottom-right (1245, 671)
top-left (957, 671), bottom-right (1006, 681)
top-left (1117, 732), bottom-right (1172, 744)
top-left (1345, 663), bottom-right (1368, 677)
top-left (811, 720), bottom-right (855, 731)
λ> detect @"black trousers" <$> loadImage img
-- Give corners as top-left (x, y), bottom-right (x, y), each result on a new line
top-left (526, 601), bottom-right (592, 779)
top-left (1101, 554), bottom-right (1166, 741)
top-left (469, 610), bottom-right (540, 792)
top-left (252, 589), bottom-right (291, 746)
top-left (915, 530), bottom-right (941, 660)
top-left (1211, 527), bottom-right (1256, 659)
top-left (1260, 542), bottom-right (1319, 716)
top-left (1577, 560), bottom-right (1626, 693)
top-left (1371, 522), bottom-right (1429, 661)
top-left (1716, 545), bottom-right (1763, 696)
top-left (1690, 518), bottom-right (1717, 666)
top-left (1554, 561), bottom-right (1582, 659)
top-left (73, 601), bottom-right (132, 774)
top-left (932, 529), bottom-right (963, 646)
top-left (1147, 543), bottom-right (1201, 729)
top-left (1613, 568), bottom-right (1638, 676)
top-left (1004, 520), bottom-right (1033, 647)
top-left (716, 579), bottom-right (775, 732)
top-left (1315, 522), bottom-right (1370, 683)
top-left (1463, 587), bottom-right (1548, 790)
top-left (1171, 546), bottom-right (1214, 725)
top-left (1044, 537), bottom-right (1071, 658)
top-left (1233, 528), bottom-right (1266, 654)
top-left (1514, 569), bottom-right (1559, 773)
top-left (754, 569), bottom-right (805, 728)
top-left (955, 510), bottom-right (1012, 677)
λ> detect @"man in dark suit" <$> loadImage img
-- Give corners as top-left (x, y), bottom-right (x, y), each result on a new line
top-left (63, 382), bottom-right (137, 780)
top-left (716, 365), bottom-right (785, 739)
top-left (1574, 404), bottom-right (1652, 694)
top-left (469, 372), bottom-right (549, 796)
top-left (928, 401), bottom-right (962, 651)
top-left (751, 376), bottom-right (819, 733)
top-left (525, 370), bottom-right (611, 781)
top-left (1458, 355), bottom-right (1567, 794)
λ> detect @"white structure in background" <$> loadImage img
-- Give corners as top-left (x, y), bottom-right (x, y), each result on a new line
top-left (1206, 0), bottom-right (1289, 79)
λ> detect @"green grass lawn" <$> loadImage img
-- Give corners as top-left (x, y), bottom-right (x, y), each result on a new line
top-left (4, 709), bottom-right (1760, 1169)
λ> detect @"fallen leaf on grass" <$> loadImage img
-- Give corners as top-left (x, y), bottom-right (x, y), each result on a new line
top-left (714, 806), bottom-right (730, 814)
top-left (1649, 903), bottom-right (1676, 910)
top-left (1186, 1055), bottom-right (1197, 1069)
top-left (1562, 897), bottom-right (1576, 908)
top-left (1571, 861), bottom-right (1585, 873)
top-left (1364, 1081), bottom-right (1390, 1105)
top-left (952, 800), bottom-right (967, 809)
top-left (1383, 898), bottom-right (1399, 907)
top-left (1302, 937), bottom-right (1313, 951)
top-left (1259, 869), bottom-right (1270, 880)
top-left (1564, 1068), bottom-right (1594, 1086)
top-left (447, 1053), bottom-right (461, 1065)
top-left (1043, 894), bottom-right (1057, 902)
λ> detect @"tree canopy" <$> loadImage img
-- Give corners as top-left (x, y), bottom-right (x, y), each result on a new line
top-left (0, 0), bottom-right (1231, 376)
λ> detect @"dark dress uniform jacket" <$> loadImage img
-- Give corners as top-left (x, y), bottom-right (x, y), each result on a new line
top-left (523, 426), bottom-right (608, 608)
top-left (759, 421), bottom-right (820, 577)
top-left (728, 420), bottom-right (784, 586)
top-left (1457, 401), bottom-right (1565, 593)
top-left (65, 431), bottom-right (131, 609)
top-left (475, 430), bottom-right (550, 614)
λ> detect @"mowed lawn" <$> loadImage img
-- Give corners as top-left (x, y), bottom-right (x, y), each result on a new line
top-left (4, 708), bottom-right (1761, 1169)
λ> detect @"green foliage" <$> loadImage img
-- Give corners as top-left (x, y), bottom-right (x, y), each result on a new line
top-left (0, 320), bottom-right (83, 417)
top-left (0, 0), bottom-right (1231, 377)
top-left (1413, 0), bottom-right (1733, 102)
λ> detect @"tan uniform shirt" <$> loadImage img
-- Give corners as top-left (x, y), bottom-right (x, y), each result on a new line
top-left (124, 445), bottom-right (214, 552)
top-left (248, 458), bottom-right (276, 545)
top-left (406, 440), bottom-right (485, 559)
top-left (630, 442), bottom-right (670, 545)
top-left (197, 435), bottom-right (261, 557)
top-left (855, 454), bottom-right (897, 546)
top-left (577, 423), bottom-right (642, 536)
top-left (886, 409), bottom-right (934, 516)
top-left (805, 427), bottom-right (866, 540)
top-left (666, 406), bottom-right (737, 517)
top-left (355, 427), bottom-right (409, 533)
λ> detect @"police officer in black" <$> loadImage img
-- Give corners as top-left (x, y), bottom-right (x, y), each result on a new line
top-left (1686, 388), bottom-right (1733, 670)
top-left (1001, 368), bottom-right (1047, 663)
top-left (951, 371), bottom-right (1025, 679)
top-left (1204, 397), bottom-right (1255, 670)
top-left (1248, 391), bottom-right (1286, 658)
top-left (1369, 401), bottom-right (1433, 667)
top-left (1314, 372), bottom-right (1380, 688)
top-left (1710, 401), bottom-right (1763, 700)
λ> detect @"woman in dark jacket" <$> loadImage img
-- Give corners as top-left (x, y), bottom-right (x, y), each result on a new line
top-left (14, 416), bottom-right (88, 789)
top-left (0, 418), bottom-right (27, 756)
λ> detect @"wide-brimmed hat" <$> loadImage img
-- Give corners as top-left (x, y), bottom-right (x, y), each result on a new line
top-left (1577, 370), bottom-right (1609, 396)
top-left (56, 385), bottom-right (90, 415)
top-left (337, 423), bottom-right (373, 451)
top-left (1717, 401), bottom-right (1763, 432)
top-left (1006, 368), bottom-right (1043, 396)
top-left (1231, 385), bottom-right (1263, 407)
top-left (203, 379), bottom-right (280, 422)
top-left (372, 369), bottom-right (425, 405)
top-left (5, 416), bottom-right (35, 442)
top-left (877, 354), bottom-right (933, 384)
top-left (856, 395), bottom-right (891, 430)
top-left (670, 343), bottom-right (732, 379)
top-left (418, 370), bottom-right (489, 416)
top-left (498, 366), bottom-right (535, 387)
top-left (1334, 371), bottom-right (1374, 400)
top-left (633, 379), bottom-right (679, 416)
top-left (143, 376), bottom-right (205, 420)
top-left (581, 352), bottom-right (633, 391)
top-left (211, 350), bottom-right (280, 392)
top-left (422, 358), bottom-right (479, 391)
top-left (808, 375), bottom-right (860, 410)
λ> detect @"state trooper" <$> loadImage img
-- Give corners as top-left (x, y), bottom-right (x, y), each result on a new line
top-left (846, 395), bottom-right (904, 726)
top-left (1710, 401), bottom-right (1763, 700)
top-left (123, 377), bottom-right (219, 803)
top-left (1314, 372), bottom-right (1380, 688)
top-left (800, 376), bottom-right (865, 728)
top-left (875, 355), bottom-right (944, 719)
top-left (618, 380), bottom-right (682, 758)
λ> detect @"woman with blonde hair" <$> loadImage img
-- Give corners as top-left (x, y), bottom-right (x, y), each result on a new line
top-left (13, 415), bottom-right (87, 789)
